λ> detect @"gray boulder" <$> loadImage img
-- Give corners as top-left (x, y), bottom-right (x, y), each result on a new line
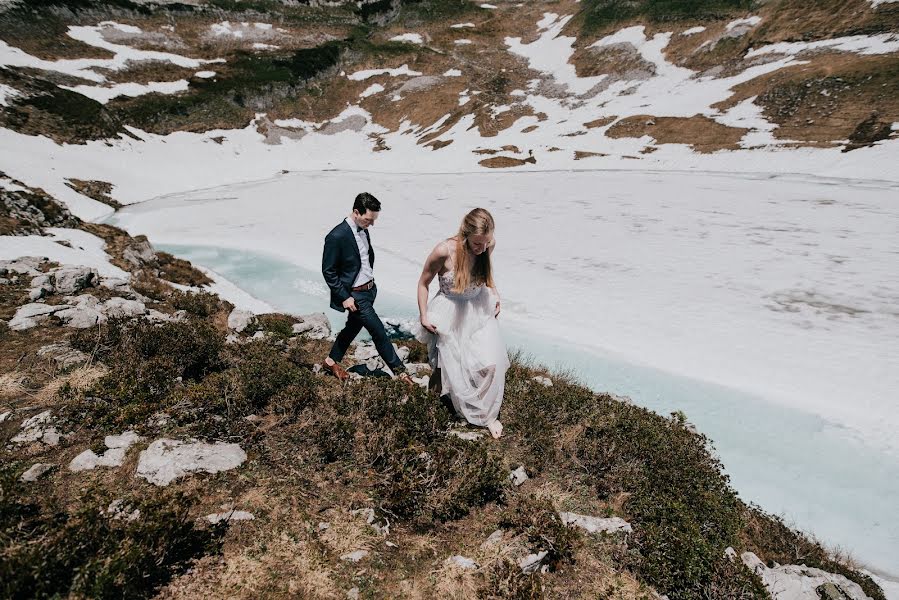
top-left (122, 237), bottom-right (156, 268)
top-left (21, 463), bottom-right (54, 482)
top-left (53, 266), bottom-right (98, 295)
top-left (559, 512), bottom-right (633, 535)
top-left (9, 303), bottom-right (65, 330)
top-left (28, 274), bottom-right (55, 301)
top-left (103, 297), bottom-right (147, 319)
top-left (37, 342), bottom-right (90, 370)
top-left (294, 312), bottom-right (331, 339)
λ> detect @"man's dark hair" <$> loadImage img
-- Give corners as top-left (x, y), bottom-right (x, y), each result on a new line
top-left (353, 192), bottom-right (381, 214)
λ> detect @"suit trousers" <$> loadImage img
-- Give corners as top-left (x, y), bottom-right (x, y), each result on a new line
top-left (328, 285), bottom-right (405, 373)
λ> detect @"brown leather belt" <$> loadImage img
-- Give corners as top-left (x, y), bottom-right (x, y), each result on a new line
top-left (352, 280), bottom-right (375, 292)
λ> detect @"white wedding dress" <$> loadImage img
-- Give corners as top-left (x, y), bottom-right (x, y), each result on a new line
top-left (417, 269), bottom-right (509, 427)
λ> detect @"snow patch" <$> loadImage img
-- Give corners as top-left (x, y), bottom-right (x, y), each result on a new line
top-left (746, 34), bottom-right (899, 58)
top-left (454, 39), bottom-right (473, 45)
top-left (360, 83), bottom-right (385, 98)
top-left (0, 83), bottom-right (20, 106)
top-left (451, 22), bottom-right (475, 28)
top-left (726, 16), bottom-right (761, 30)
top-left (195, 70), bottom-right (216, 78)
top-left (205, 509), bottom-right (255, 524)
top-left (443, 69), bottom-right (462, 77)
top-left (61, 80), bottom-right (189, 104)
top-left (681, 26), bottom-right (706, 36)
top-left (347, 64), bottom-right (422, 81)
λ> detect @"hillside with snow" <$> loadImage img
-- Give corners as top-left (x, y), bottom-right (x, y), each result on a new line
top-left (1, 0), bottom-right (899, 597)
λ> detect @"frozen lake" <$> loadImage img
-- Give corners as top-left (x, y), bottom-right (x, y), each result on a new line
top-left (112, 169), bottom-right (899, 578)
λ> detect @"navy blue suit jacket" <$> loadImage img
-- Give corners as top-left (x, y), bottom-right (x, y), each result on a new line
top-left (322, 220), bottom-right (374, 312)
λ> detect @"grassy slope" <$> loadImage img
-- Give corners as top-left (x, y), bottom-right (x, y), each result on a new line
top-left (0, 190), bottom-right (886, 598)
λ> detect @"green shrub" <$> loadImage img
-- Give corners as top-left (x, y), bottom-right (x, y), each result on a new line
top-left (170, 290), bottom-right (224, 318)
top-left (247, 313), bottom-right (300, 339)
top-left (0, 468), bottom-right (221, 599)
top-left (575, 398), bottom-right (755, 599)
top-left (229, 339), bottom-right (317, 411)
top-left (500, 495), bottom-right (581, 571)
top-left (579, 0), bottom-right (753, 34)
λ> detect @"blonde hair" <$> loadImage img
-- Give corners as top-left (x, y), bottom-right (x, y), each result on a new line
top-left (453, 208), bottom-right (496, 293)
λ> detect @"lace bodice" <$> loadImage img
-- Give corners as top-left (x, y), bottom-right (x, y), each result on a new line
top-left (438, 269), bottom-right (484, 300)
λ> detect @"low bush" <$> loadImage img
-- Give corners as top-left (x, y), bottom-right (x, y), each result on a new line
top-left (575, 398), bottom-right (754, 599)
top-left (500, 494), bottom-right (581, 571)
top-left (247, 313), bottom-right (300, 339)
top-left (579, 0), bottom-right (752, 34)
top-left (155, 252), bottom-right (213, 287)
top-left (170, 290), bottom-right (225, 318)
top-left (0, 467), bottom-right (221, 599)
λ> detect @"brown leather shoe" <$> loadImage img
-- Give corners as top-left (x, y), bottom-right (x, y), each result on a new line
top-left (324, 360), bottom-right (349, 382)
top-left (397, 372), bottom-right (415, 388)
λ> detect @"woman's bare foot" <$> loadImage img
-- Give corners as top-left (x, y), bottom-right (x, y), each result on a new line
top-left (487, 420), bottom-right (503, 439)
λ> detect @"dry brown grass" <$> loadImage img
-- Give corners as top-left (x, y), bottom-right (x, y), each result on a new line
top-left (33, 365), bottom-right (107, 406)
top-left (606, 114), bottom-right (748, 152)
top-left (159, 532), bottom-right (341, 600)
top-left (0, 371), bottom-right (28, 400)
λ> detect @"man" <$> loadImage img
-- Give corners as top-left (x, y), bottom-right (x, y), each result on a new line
top-left (322, 192), bottom-right (413, 386)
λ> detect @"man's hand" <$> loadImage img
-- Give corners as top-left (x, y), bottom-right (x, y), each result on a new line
top-left (343, 297), bottom-right (358, 312)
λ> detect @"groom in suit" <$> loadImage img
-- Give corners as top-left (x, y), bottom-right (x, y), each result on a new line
top-left (322, 192), bottom-right (413, 385)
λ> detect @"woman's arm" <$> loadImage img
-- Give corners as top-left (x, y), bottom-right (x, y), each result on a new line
top-left (418, 242), bottom-right (449, 333)
top-left (488, 241), bottom-right (500, 317)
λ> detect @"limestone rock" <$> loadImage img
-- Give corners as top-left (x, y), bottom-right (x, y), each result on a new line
top-left (136, 439), bottom-right (247, 486)
top-left (482, 529), bottom-right (504, 548)
top-left (205, 509), bottom-right (255, 524)
top-left (295, 312), bottom-right (331, 339)
top-left (228, 308), bottom-right (255, 332)
top-left (533, 375), bottom-right (553, 387)
top-left (448, 555), bottom-right (479, 570)
top-left (29, 274), bottom-right (55, 300)
top-left (449, 430), bottom-right (484, 441)
top-left (11, 410), bottom-right (60, 446)
top-left (54, 266), bottom-right (98, 295)
top-left (107, 499), bottom-right (141, 521)
top-left (509, 466), bottom-right (529, 486)
top-left (37, 342), bottom-right (90, 370)
top-left (741, 551), bottom-right (873, 600)
top-left (55, 304), bottom-right (105, 329)
top-left (70, 431), bottom-right (142, 472)
top-left (0, 256), bottom-right (45, 277)
top-left (122, 237), bottom-right (156, 268)
top-left (340, 549), bottom-right (369, 562)
top-left (103, 297), bottom-right (147, 319)
top-left (519, 550), bottom-right (548, 574)
top-left (9, 303), bottom-right (64, 330)
top-left (21, 463), bottom-right (54, 482)
top-left (560, 512), bottom-right (633, 535)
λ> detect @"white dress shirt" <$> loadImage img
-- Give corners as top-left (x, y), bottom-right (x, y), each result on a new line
top-left (346, 217), bottom-right (374, 287)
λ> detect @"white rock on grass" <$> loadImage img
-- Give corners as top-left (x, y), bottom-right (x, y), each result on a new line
top-left (482, 529), bottom-right (504, 548)
top-left (519, 550), bottom-right (548, 574)
top-left (136, 439), bottom-right (247, 486)
top-left (21, 463), bottom-right (54, 482)
top-left (449, 430), bottom-right (484, 441)
top-left (293, 312), bottom-right (331, 339)
top-left (9, 303), bottom-right (64, 330)
top-left (103, 297), bottom-right (147, 318)
top-left (227, 308), bottom-right (255, 332)
top-left (447, 555), bottom-right (479, 570)
top-left (532, 375), bottom-right (553, 387)
top-left (340, 549), bottom-right (369, 562)
top-left (54, 266), bottom-right (99, 295)
top-left (205, 509), bottom-right (255, 524)
top-left (69, 431), bottom-right (143, 472)
top-left (559, 512), bottom-right (633, 535)
top-left (37, 342), bottom-right (90, 370)
top-left (509, 466), bottom-right (529, 486)
top-left (741, 552), bottom-right (874, 600)
top-left (11, 410), bottom-right (60, 446)
top-left (0, 410), bottom-right (11, 423)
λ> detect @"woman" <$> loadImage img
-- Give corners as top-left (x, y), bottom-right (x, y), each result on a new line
top-left (416, 208), bottom-right (509, 439)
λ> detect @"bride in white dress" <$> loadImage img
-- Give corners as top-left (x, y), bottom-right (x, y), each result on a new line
top-left (416, 208), bottom-right (509, 438)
